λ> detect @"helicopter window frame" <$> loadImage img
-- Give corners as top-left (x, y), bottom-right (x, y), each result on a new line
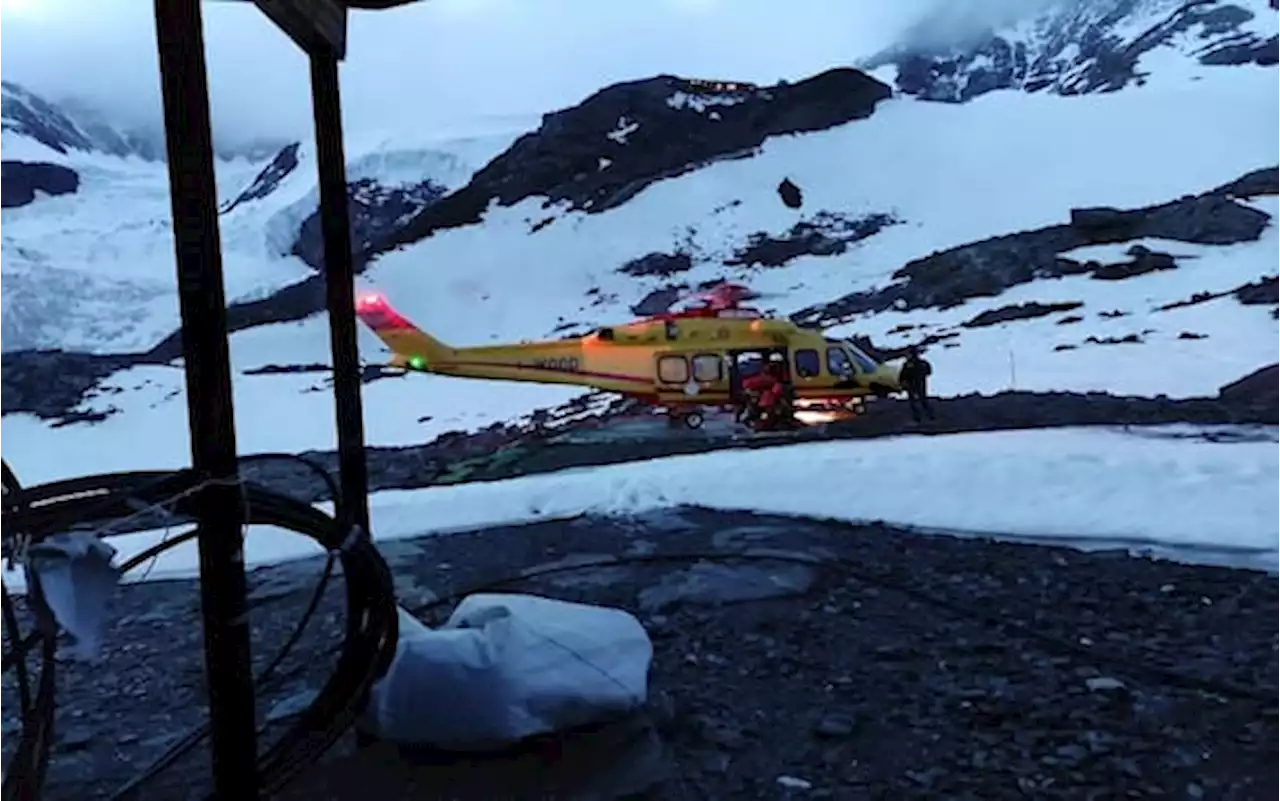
top-left (691, 353), bottom-right (723, 383)
top-left (843, 341), bottom-right (881, 373)
top-left (794, 349), bottom-right (821, 378)
top-left (826, 346), bottom-right (855, 378)
top-left (657, 354), bottom-right (691, 384)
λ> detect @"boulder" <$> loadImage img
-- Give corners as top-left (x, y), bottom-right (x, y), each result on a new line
top-left (1, 161), bottom-right (79, 208)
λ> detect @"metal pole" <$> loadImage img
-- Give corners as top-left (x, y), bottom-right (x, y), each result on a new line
top-left (153, 0), bottom-right (259, 796)
top-left (310, 52), bottom-right (371, 534)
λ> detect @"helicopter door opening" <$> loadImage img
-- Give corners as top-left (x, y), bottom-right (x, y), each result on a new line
top-left (727, 347), bottom-right (788, 402)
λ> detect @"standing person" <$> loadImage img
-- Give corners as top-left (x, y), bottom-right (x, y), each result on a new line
top-left (899, 347), bottom-right (935, 423)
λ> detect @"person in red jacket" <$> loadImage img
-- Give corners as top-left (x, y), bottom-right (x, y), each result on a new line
top-left (740, 353), bottom-right (793, 429)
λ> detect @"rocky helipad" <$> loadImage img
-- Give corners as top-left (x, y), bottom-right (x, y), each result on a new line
top-left (4, 507), bottom-right (1276, 801)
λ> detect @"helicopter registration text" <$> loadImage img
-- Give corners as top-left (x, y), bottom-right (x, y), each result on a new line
top-left (524, 357), bottom-right (580, 372)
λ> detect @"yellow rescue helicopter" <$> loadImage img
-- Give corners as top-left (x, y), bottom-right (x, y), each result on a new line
top-left (355, 283), bottom-right (905, 430)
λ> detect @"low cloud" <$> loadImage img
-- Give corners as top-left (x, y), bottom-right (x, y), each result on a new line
top-left (0, 0), bottom-right (1045, 149)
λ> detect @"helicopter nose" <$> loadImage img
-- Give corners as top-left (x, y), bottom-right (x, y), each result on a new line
top-left (880, 359), bottom-right (906, 391)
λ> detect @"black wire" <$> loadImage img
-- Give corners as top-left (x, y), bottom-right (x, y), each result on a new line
top-left (111, 452), bottom-right (345, 797)
top-left (0, 458), bottom-right (398, 801)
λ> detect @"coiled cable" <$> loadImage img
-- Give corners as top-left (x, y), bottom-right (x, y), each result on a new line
top-left (0, 457), bottom-right (399, 800)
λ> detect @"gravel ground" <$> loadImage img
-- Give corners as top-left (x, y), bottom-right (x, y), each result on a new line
top-left (4, 507), bottom-right (1276, 801)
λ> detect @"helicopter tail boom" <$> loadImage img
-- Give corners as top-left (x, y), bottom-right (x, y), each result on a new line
top-left (355, 291), bottom-right (454, 371)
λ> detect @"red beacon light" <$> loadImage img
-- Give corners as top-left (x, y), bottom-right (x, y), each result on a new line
top-left (356, 291), bottom-right (386, 310)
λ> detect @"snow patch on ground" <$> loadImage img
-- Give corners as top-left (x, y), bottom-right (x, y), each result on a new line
top-left (5, 426), bottom-right (1273, 592)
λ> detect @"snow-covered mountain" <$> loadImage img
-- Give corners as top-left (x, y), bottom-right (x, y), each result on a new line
top-left (1, 0), bottom-right (1277, 486)
top-left (864, 0), bottom-right (1278, 101)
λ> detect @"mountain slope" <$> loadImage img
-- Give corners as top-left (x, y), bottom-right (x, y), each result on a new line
top-left (1, 0), bottom-right (1276, 482)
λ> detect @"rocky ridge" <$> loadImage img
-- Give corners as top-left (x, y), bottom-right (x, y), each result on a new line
top-left (867, 0), bottom-right (1278, 103)
top-left (126, 69), bottom-right (894, 350)
top-left (381, 69), bottom-right (892, 249)
top-left (793, 166), bottom-right (1279, 326)
top-left (0, 81), bottom-right (242, 209)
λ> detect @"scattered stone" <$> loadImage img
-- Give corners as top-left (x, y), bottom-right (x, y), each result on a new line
top-left (637, 561), bottom-right (818, 612)
top-left (55, 726), bottom-right (94, 753)
top-left (777, 775), bottom-right (814, 790)
top-left (1084, 334), bottom-right (1142, 346)
top-left (1085, 676), bottom-right (1127, 692)
top-left (266, 688), bottom-right (319, 723)
top-left (813, 713), bottom-right (857, 739)
top-left (726, 211), bottom-right (897, 269)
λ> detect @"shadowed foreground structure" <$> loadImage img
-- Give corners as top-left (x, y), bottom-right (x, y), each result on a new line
top-left (5, 507), bottom-right (1275, 801)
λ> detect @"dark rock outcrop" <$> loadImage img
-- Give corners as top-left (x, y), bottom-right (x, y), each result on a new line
top-left (378, 69), bottom-right (891, 252)
top-left (147, 174), bottom-right (448, 360)
top-left (220, 142), bottom-right (300, 214)
top-left (0, 350), bottom-right (156, 422)
top-left (726, 212), bottom-right (897, 269)
top-left (618, 251), bottom-right (694, 278)
top-left (1234, 276), bottom-right (1279, 305)
top-left (1218, 363), bottom-right (1278, 411)
top-left (868, 0), bottom-right (1277, 103)
top-left (1211, 167), bottom-right (1280, 198)
top-left (631, 286), bottom-right (687, 317)
top-left (961, 301), bottom-right (1083, 329)
top-left (1089, 243), bottom-right (1177, 280)
top-left (146, 277), bottom-right (326, 362)
top-left (290, 178), bottom-right (448, 272)
top-left (794, 171), bottom-right (1273, 326)
top-left (0, 161), bottom-right (80, 208)
top-left (1084, 334), bottom-right (1144, 346)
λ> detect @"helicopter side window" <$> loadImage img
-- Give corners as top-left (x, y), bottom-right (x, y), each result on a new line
top-left (826, 347), bottom-right (855, 378)
top-left (657, 355), bottom-right (690, 384)
top-left (691, 353), bottom-right (723, 383)
top-left (794, 349), bottom-right (820, 378)
top-left (735, 352), bottom-right (764, 379)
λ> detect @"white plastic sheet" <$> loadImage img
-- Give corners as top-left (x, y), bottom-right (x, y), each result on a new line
top-left (366, 593), bottom-right (653, 750)
top-left (25, 532), bottom-right (121, 660)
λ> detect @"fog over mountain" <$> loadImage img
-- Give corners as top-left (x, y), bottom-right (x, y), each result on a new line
top-left (0, 0), bottom-right (1038, 149)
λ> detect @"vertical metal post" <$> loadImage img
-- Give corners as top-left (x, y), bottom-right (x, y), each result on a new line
top-left (153, 0), bottom-right (258, 796)
top-left (310, 52), bottom-right (371, 534)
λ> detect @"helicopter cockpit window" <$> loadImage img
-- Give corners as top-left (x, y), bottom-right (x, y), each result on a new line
top-left (826, 346), bottom-right (855, 378)
top-left (844, 341), bottom-right (881, 374)
top-left (794, 349), bottom-right (820, 378)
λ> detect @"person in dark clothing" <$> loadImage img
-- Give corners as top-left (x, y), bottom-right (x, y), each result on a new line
top-left (899, 347), bottom-right (935, 423)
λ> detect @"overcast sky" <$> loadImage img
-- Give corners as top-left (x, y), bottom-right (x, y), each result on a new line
top-left (0, 0), bottom-right (951, 147)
